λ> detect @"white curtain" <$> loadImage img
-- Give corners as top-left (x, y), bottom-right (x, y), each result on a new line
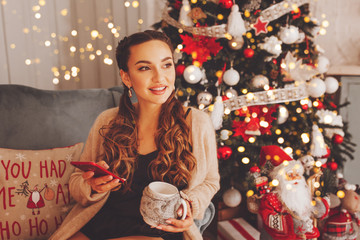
top-left (0, 0), bottom-right (161, 90)
top-left (0, 0), bottom-right (359, 90)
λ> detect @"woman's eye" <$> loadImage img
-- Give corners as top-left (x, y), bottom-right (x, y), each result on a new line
top-left (164, 63), bottom-right (173, 68)
top-left (139, 66), bottom-right (150, 71)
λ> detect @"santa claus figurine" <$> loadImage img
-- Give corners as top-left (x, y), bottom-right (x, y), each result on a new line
top-left (258, 145), bottom-right (330, 239)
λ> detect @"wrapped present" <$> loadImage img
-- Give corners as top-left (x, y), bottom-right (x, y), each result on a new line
top-left (218, 217), bottom-right (260, 240)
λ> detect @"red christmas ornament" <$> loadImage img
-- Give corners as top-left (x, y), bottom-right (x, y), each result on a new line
top-left (314, 100), bottom-right (324, 109)
top-left (217, 146), bottom-right (233, 160)
top-left (222, 95), bottom-right (229, 101)
top-left (219, 0), bottom-right (233, 8)
top-left (252, 17), bottom-right (269, 35)
top-left (175, 64), bottom-right (186, 77)
top-left (333, 134), bottom-right (344, 144)
top-left (301, 103), bottom-right (309, 110)
top-left (328, 161), bottom-right (338, 171)
top-left (250, 165), bottom-right (261, 174)
top-left (272, 59), bottom-right (277, 65)
top-left (244, 48), bottom-right (254, 58)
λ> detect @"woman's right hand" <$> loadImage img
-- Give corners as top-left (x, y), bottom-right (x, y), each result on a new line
top-left (82, 161), bottom-right (122, 193)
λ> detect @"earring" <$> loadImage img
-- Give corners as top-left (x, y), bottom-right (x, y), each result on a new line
top-left (128, 87), bottom-right (132, 98)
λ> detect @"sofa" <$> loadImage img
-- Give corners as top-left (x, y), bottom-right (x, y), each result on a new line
top-left (0, 84), bottom-right (214, 239)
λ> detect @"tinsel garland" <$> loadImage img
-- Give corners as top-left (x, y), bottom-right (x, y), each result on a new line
top-left (162, 0), bottom-right (311, 38)
top-left (204, 84), bottom-right (308, 113)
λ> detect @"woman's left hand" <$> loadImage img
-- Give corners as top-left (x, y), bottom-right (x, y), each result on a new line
top-left (156, 200), bottom-right (193, 232)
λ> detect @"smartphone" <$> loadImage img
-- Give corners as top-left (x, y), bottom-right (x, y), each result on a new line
top-left (70, 161), bottom-right (126, 183)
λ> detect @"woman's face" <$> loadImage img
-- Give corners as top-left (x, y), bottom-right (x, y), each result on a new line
top-left (121, 40), bottom-right (175, 107)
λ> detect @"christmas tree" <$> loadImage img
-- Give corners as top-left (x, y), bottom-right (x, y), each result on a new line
top-left (154, 0), bottom-right (355, 208)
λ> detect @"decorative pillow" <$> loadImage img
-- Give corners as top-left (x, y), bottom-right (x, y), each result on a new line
top-left (0, 143), bottom-right (83, 240)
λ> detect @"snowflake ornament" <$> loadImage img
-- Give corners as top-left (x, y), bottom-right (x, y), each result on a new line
top-left (258, 36), bottom-right (282, 61)
top-left (316, 109), bottom-right (343, 127)
top-left (65, 153), bottom-right (74, 162)
top-left (281, 52), bottom-right (318, 83)
top-left (15, 153), bottom-right (26, 161)
top-left (242, 0), bottom-right (261, 11)
top-left (50, 179), bottom-right (59, 187)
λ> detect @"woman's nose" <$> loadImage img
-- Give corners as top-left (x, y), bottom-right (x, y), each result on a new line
top-left (152, 68), bottom-right (165, 83)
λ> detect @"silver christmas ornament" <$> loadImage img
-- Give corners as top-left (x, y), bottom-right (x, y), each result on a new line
top-left (228, 37), bottom-right (244, 50)
top-left (222, 187), bottom-right (242, 208)
top-left (251, 75), bottom-right (269, 89)
top-left (225, 87), bottom-right (238, 99)
top-left (197, 91), bottom-right (213, 106)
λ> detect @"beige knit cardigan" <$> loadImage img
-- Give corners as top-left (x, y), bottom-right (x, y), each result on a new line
top-left (50, 107), bottom-right (220, 240)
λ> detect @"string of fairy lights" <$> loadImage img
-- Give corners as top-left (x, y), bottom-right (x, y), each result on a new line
top-left (2, 0), bottom-right (143, 86)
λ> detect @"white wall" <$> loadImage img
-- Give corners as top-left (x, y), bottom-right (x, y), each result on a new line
top-left (0, 0), bottom-right (159, 90)
top-left (311, 0), bottom-right (360, 69)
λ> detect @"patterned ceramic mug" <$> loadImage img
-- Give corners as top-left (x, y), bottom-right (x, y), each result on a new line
top-left (140, 181), bottom-right (187, 227)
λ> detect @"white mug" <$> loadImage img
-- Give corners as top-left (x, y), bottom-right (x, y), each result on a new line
top-left (140, 181), bottom-right (187, 227)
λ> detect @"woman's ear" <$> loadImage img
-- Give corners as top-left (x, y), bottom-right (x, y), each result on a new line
top-left (120, 69), bottom-right (131, 88)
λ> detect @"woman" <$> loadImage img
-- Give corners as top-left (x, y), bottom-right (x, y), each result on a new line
top-left (50, 30), bottom-right (219, 240)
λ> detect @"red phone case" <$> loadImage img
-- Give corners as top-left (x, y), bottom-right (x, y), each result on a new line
top-left (70, 161), bottom-right (126, 183)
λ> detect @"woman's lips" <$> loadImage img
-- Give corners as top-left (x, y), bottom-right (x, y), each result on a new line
top-left (149, 86), bottom-right (167, 95)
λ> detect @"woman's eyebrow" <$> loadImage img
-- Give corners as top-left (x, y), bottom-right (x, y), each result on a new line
top-left (135, 57), bottom-right (173, 65)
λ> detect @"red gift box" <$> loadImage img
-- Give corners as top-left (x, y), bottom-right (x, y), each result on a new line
top-left (217, 218), bottom-right (260, 240)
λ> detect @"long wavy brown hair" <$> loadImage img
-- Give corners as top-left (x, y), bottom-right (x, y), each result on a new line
top-left (99, 30), bottom-right (196, 193)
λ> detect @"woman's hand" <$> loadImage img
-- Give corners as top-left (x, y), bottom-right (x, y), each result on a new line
top-left (155, 200), bottom-right (193, 232)
top-left (82, 161), bottom-right (122, 193)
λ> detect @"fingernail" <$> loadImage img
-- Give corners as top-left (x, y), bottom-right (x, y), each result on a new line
top-left (104, 163), bottom-right (109, 168)
top-left (156, 226), bottom-right (162, 230)
top-left (114, 179), bottom-right (120, 183)
top-left (166, 220), bottom-right (172, 224)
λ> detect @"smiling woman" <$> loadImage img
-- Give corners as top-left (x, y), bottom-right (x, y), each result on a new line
top-left (49, 30), bottom-right (220, 240)
top-left (120, 40), bottom-right (176, 107)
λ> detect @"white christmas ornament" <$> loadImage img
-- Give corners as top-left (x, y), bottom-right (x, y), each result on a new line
top-left (197, 91), bottom-right (213, 106)
top-left (258, 36), bottom-right (282, 60)
top-left (228, 37), bottom-right (244, 50)
top-left (179, 0), bottom-right (193, 27)
top-left (309, 18), bottom-right (320, 37)
top-left (183, 65), bottom-right (203, 84)
top-left (277, 105), bottom-right (289, 124)
top-left (310, 124), bottom-right (328, 164)
top-left (295, 31), bottom-right (306, 43)
top-left (307, 78), bottom-right (326, 98)
top-left (220, 129), bottom-right (230, 140)
top-left (223, 67), bottom-right (240, 86)
top-left (324, 76), bottom-right (339, 94)
top-left (211, 95), bottom-right (224, 130)
top-left (227, 4), bottom-right (246, 38)
top-left (279, 25), bottom-right (300, 44)
top-left (223, 187), bottom-right (242, 208)
top-left (316, 55), bottom-right (330, 74)
top-left (251, 75), bottom-right (269, 89)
